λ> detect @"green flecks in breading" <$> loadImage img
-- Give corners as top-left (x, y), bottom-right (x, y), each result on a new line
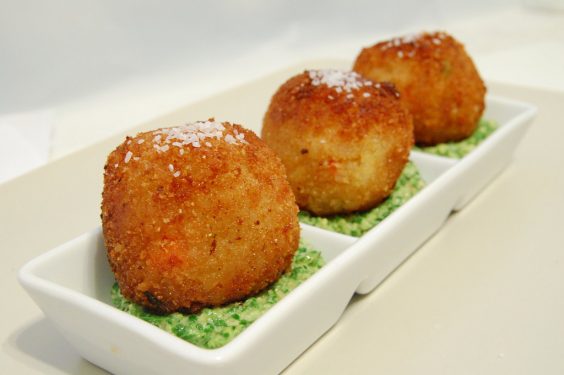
top-left (111, 241), bottom-right (324, 349)
top-left (298, 161), bottom-right (425, 237)
top-left (414, 119), bottom-right (498, 159)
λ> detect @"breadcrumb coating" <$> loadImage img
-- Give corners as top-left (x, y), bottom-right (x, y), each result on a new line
top-left (262, 70), bottom-right (413, 216)
top-left (102, 120), bottom-right (300, 314)
top-left (353, 31), bottom-right (486, 145)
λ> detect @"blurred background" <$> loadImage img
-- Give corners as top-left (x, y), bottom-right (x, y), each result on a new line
top-left (1, 0), bottom-right (563, 181)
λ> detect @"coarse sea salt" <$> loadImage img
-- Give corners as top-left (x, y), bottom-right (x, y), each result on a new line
top-left (381, 33), bottom-right (420, 50)
top-left (151, 120), bottom-right (247, 153)
top-left (116, 120), bottom-right (246, 175)
top-left (308, 69), bottom-right (372, 94)
top-left (225, 134), bottom-right (237, 144)
top-left (381, 32), bottom-right (448, 52)
top-left (124, 151), bottom-right (133, 163)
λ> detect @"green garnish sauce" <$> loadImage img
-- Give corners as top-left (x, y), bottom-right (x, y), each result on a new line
top-left (414, 119), bottom-right (498, 159)
top-left (111, 241), bottom-right (324, 349)
top-left (298, 161), bottom-right (425, 237)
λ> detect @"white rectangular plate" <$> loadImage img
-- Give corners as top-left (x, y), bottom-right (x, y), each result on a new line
top-left (19, 62), bottom-right (536, 375)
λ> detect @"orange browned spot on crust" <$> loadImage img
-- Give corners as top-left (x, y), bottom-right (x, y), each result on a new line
top-left (261, 70), bottom-right (413, 216)
top-left (101, 120), bottom-right (300, 314)
top-left (353, 31), bottom-right (486, 145)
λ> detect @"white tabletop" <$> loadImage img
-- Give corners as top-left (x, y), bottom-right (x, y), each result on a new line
top-left (2, 3), bottom-right (564, 374)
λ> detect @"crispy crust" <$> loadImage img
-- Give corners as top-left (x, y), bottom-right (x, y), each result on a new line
top-left (261, 71), bottom-right (413, 216)
top-left (101, 122), bottom-right (300, 314)
top-left (353, 31), bottom-right (486, 145)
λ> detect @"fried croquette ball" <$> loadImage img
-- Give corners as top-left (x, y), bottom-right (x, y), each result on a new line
top-left (353, 31), bottom-right (486, 145)
top-left (101, 120), bottom-right (300, 314)
top-left (261, 69), bottom-right (413, 216)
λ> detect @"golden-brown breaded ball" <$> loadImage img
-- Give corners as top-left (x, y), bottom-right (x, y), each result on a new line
top-left (102, 120), bottom-right (300, 314)
top-left (353, 31), bottom-right (486, 145)
top-left (261, 69), bottom-right (413, 216)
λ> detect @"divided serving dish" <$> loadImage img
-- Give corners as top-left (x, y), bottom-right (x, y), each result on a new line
top-left (19, 61), bottom-right (537, 374)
